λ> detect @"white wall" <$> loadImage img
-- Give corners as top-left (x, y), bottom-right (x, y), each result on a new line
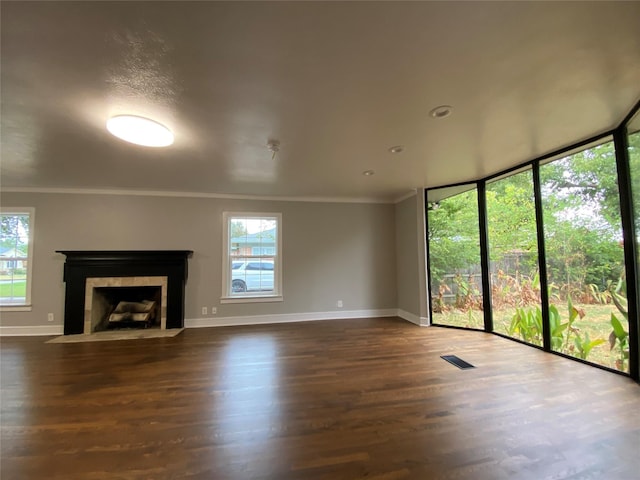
top-left (395, 192), bottom-right (429, 325)
top-left (0, 191), bottom-right (399, 331)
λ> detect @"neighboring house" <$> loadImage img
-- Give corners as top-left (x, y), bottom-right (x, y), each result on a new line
top-left (230, 228), bottom-right (276, 257)
top-left (0, 247), bottom-right (27, 272)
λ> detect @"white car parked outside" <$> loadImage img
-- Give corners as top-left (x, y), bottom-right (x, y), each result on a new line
top-left (231, 260), bottom-right (274, 292)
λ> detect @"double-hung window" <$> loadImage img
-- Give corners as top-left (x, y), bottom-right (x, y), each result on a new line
top-left (0, 208), bottom-right (35, 310)
top-left (222, 212), bottom-right (282, 303)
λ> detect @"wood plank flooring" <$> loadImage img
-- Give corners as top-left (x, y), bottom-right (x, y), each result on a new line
top-left (1, 317), bottom-right (639, 479)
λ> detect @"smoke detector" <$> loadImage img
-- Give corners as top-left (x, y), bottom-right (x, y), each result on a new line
top-left (267, 140), bottom-right (280, 159)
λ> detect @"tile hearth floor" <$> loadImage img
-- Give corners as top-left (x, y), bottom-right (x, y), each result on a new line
top-left (45, 328), bottom-right (183, 344)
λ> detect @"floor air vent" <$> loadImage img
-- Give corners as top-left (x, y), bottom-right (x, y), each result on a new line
top-left (440, 355), bottom-right (475, 370)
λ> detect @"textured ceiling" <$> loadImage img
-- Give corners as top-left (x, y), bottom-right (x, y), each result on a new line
top-left (2, 1), bottom-right (639, 202)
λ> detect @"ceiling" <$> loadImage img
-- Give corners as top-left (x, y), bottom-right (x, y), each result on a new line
top-left (2, 1), bottom-right (639, 203)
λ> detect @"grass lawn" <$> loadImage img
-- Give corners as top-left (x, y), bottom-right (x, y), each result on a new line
top-left (0, 280), bottom-right (26, 299)
top-left (432, 303), bottom-right (629, 372)
top-left (0, 274), bottom-right (26, 281)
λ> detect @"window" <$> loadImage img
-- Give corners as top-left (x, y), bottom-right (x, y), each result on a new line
top-left (540, 139), bottom-right (628, 371)
top-left (427, 185), bottom-right (483, 329)
top-left (426, 137), bottom-right (636, 375)
top-left (0, 208), bottom-right (35, 310)
top-left (486, 169), bottom-right (542, 346)
top-left (222, 213), bottom-right (282, 303)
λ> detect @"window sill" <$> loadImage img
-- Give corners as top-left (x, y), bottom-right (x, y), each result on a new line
top-left (220, 295), bottom-right (283, 304)
top-left (0, 305), bottom-right (33, 312)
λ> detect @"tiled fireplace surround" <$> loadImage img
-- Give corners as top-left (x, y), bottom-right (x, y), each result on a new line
top-left (57, 251), bottom-right (192, 335)
top-left (84, 276), bottom-right (168, 333)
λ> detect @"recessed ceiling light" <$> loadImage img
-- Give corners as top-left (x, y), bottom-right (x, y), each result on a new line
top-left (106, 115), bottom-right (174, 147)
top-left (388, 145), bottom-right (404, 154)
top-left (429, 105), bottom-right (453, 119)
top-left (362, 170), bottom-right (375, 176)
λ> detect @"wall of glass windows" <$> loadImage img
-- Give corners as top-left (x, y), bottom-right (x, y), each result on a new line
top-left (426, 102), bottom-right (640, 380)
top-left (539, 139), bottom-right (629, 370)
top-left (486, 169), bottom-right (542, 347)
top-left (427, 185), bottom-right (483, 329)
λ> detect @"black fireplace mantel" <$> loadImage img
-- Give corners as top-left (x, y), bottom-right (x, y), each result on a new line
top-left (57, 250), bottom-right (193, 335)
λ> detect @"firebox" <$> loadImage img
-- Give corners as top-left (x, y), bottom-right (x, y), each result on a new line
top-left (86, 281), bottom-right (165, 333)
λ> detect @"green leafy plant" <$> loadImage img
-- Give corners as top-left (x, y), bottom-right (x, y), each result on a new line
top-left (609, 312), bottom-right (629, 372)
top-left (547, 304), bottom-right (566, 350)
top-left (508, 306), bottom-right (543, 346)
top-left (507, 297), bottom-right (605, 363)
top-left (606, 277), bottom-right (629, 372)
top-left (574, 331), bottom-right (605, 360)
top-left (548, 299), bottom-right (583, 351)
top-left (608, 277), bottom-right (628, 318)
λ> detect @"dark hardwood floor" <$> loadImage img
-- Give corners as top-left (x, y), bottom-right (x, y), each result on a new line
top-left (1, 317), bottom-right (639, 479)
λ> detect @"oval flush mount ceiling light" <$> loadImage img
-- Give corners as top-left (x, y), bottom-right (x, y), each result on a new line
top-left (362, 170), bottom-right (375, 176)
top-left (106, 115), bottom-right (174, 147)
top-left (429, 105), bottom-right (453, 119)
top-left (388, 145), bottom-right (404, 154)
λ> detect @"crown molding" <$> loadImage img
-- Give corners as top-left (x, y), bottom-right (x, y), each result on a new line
top-left (1, 187), bottom-right (394, 205)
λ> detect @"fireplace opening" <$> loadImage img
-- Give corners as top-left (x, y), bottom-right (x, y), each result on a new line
top-left (91, 286), bottom-right (162, 332)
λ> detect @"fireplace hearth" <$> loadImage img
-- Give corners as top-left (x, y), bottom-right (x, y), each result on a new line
top-left (57, 251), bottom-right (192, 335)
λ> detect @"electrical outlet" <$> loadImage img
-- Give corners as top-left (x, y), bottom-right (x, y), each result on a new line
top-left (47, 313), bottom-right (54, 322)
top-left (202, 306), bottom-right (208, 315)
top-left (211, 307), bottom-right (217, 315)
top-left (337, 300), bottom-right (343, 308)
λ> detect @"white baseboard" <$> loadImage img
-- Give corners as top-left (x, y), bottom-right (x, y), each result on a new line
top-left (0, 308), bottom-right (424, 336)
top-left (0, 325), bottom-right (64, 336)
top-left (397, 309), bottom-right (430, 326)
top-left (185, 308), bottom-right (398, 328)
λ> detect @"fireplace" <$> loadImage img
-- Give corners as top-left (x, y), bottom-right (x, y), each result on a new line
top-left (57, 251), bottom-right (192, 335)
top-left (85, 277), bottom-right (166, 333)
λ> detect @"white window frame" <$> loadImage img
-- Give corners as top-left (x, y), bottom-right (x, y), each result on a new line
top-left (221, 212), bottom-right (282, 303)
top-left (0, 207), bottom-right (35, 311)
